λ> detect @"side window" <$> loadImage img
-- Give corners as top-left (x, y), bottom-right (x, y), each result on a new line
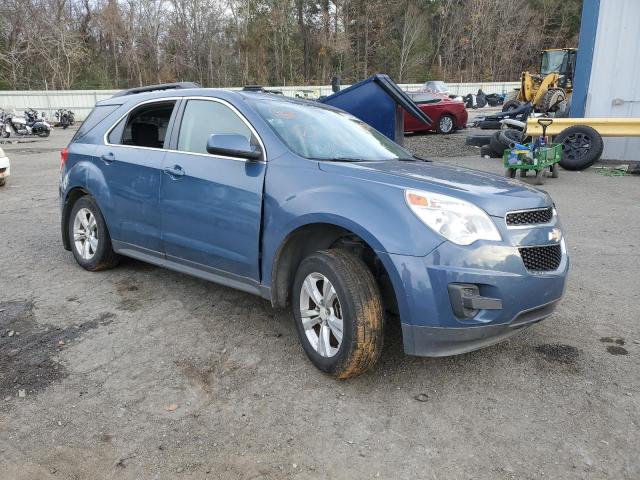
top-left (177, 100), bottom-right (254, 155)
top-left (111, 101), bottom-right (176, 148)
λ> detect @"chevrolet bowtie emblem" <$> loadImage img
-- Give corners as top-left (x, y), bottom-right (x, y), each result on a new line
top-left (548, 228), bottom-right (562, 242)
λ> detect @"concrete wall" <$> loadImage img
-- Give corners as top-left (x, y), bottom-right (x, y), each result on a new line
top-left (0, 82), bottom-right (519, 121)
top-left (584, 0), bottom-right (640, 161)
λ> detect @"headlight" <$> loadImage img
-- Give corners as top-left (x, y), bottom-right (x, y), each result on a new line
top-left (405, 189), bottom-right (501, 245)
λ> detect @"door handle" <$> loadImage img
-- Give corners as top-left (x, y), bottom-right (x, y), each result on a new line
top-left (100, 152), bottom-right (115, 164)
top-left (164, 165), bottom-right (185, 178)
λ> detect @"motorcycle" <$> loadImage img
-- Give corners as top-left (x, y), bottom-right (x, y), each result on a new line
top-left (55, 109), bottom-right (75, 129)
top-left (1, 109), bottom-right (51, 138)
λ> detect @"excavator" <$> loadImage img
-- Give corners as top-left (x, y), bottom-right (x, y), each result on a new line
top-left (503, 48), bottom-right (577, 116)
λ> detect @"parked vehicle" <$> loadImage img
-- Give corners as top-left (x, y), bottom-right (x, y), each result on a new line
top-left (60, 83), bottom-right (569, 378)
top-left (405, 93), bottom-right (467, 134)
top-left (55, 109), bottom-right (75, 128)
top-left (0, 146), bottom-right (9, 186)
top-left (1, 109), bottom-right (51, 138)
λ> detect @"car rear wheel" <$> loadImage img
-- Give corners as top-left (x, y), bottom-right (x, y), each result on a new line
top-left (68, 196), bottom-right (120, 271)
top-left (292, 249), bottom-right (384, 379)
top-left (436, 114), bottom-right (455, 134)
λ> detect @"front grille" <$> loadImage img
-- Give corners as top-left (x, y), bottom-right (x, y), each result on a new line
top-left (506, 207), bottom-right (553, 226)
top-left (519, 244), bottom-right (562, 272)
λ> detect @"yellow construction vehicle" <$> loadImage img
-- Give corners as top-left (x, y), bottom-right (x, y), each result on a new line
top-left (503, 48), bottom-right (578, 115)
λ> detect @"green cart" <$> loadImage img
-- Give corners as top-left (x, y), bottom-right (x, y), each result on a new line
top-left (504, 143), bottom-right (562, 185)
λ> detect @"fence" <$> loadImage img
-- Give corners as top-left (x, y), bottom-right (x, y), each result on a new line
top-left (0, 82), bottom-right (519, 121)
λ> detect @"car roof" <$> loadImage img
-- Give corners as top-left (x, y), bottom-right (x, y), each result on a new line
top-left (95, 87), bottom-right (345, 116)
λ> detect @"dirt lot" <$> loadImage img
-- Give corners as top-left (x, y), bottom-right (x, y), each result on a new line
top-left (1, 127), bottom-right (639, 480)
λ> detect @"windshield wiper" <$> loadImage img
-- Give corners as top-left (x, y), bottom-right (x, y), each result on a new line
top-left (315, 157), bottom-right (363, 162)
top-left (396, 155), bottom-right (432, 162)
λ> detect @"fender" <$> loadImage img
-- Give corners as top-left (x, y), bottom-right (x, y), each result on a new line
top-left (62, 157), bottom-right (116, 236)
top-left (263, 212), bottom-right (418, 325)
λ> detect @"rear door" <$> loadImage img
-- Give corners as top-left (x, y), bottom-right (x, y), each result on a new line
top-left (159, 97), bottom-right (266, 280)
top-left (96, 100), bottom-right (178, 254)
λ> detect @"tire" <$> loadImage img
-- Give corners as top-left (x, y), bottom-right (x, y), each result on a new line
top-left (68, 196), bottom-right (120, 271)
top-left (498, 128), bottom-right (524, 148)
top-left (38, 130), bottom-right (50, 138)
top-left (489, 131), bottom-right (506, 156)
top-left (479, 120), bottom-right (502, 130)
top-left (538, 88), bottom-right (565, 113)
top-left (436, 114), bottom-right (455, 134)
top-left (502, 99), bottom-right (521, 112)
top-left (1, 128), bottom-right (9, 139)
top-left (555, 97), bottom-right (571, 118)
top-left (555, 125), bottom-right (604, 171)
top-left (466, 134), bottom-right (492, 147)
top-left (535, 169), bottom-right (546, 185)
top-left (292, 249), bottom-right (384, 379)
top-left (480, 145), bottom-right (492, 157)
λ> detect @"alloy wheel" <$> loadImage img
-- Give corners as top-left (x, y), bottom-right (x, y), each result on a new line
top-left (439, 116), bottom-right (454, 133)
top-left (299, 272), bottom-right (344, 357)
top-left (563, 133), bottom-right (591, 160)
top-left (73, 208), bottom-right (99, 260)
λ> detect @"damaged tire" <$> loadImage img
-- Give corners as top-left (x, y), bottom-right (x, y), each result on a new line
top-left (292, 249), bottom-right (384, 379)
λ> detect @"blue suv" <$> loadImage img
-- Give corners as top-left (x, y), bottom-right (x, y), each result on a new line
top-left (60, 83), bottom-right (568, 378)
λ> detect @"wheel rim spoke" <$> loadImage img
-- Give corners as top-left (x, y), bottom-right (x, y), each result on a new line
top-left (301, 310), bottom-right (321, 330)
top-left (323, 280), bottom-right (336, 306)
top-left (317, 324), bottom-right (331, 357)
top-left (327, 314), bottom-right (343, 343)
top-left (303, 277), bottom-right (323, 306)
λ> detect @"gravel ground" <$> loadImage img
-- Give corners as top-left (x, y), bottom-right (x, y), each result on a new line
top-left (404, 130), bottom-right (479, 157)
top-left (1, 128), bottom-right (639, 479)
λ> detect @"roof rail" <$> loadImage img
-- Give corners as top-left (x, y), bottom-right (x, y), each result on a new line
top-left (242, 85), bottom-right (284, 95)
top-left (111, 82), bottom-right (201, 98)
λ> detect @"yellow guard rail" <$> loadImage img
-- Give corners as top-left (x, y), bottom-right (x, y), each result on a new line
top-left (527, 118), bottom-right (640, 137)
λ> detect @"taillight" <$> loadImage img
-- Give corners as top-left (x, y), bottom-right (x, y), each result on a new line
top-left (60, 147), bottom-right (69, 170)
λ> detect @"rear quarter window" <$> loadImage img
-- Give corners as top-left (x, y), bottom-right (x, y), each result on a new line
top-left (71, 104), bottom-right (121, 142)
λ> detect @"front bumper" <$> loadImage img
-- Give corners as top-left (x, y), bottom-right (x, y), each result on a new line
top-left (402, 299), bottom-right (559, 356)
top-left (385, 233), bottom-right (569, 357)
top-left (0, 156), bottom-right (10, 180)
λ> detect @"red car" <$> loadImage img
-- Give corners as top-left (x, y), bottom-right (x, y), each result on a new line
top-left (404, 93), bottom-right (468, 134)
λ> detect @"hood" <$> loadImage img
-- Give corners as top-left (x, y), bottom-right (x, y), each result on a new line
top-left (318, 160), bottom-right (551, 217)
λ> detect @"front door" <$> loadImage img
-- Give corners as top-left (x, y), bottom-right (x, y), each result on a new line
top-left (159, 98), bottom-right (266, 280)
top-left (95, 100), bottom-right (177, 253)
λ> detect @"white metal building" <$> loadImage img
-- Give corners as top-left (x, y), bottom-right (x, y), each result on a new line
top-left (573, 0), bottom-right (640, 161)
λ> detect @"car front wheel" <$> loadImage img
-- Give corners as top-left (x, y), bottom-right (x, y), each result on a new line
top-left (292, 249), bottom-right (384, 379)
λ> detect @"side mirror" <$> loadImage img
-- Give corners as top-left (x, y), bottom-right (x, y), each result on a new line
top-left (206, 134), bottom-right (262, 160)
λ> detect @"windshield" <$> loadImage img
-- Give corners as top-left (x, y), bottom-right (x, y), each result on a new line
top-left (248, 98), bottom-right (411, 161)
top-left (423, 81), bottom-right (448, 93)
top-left (540, 51), bottom-right (567, 75)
